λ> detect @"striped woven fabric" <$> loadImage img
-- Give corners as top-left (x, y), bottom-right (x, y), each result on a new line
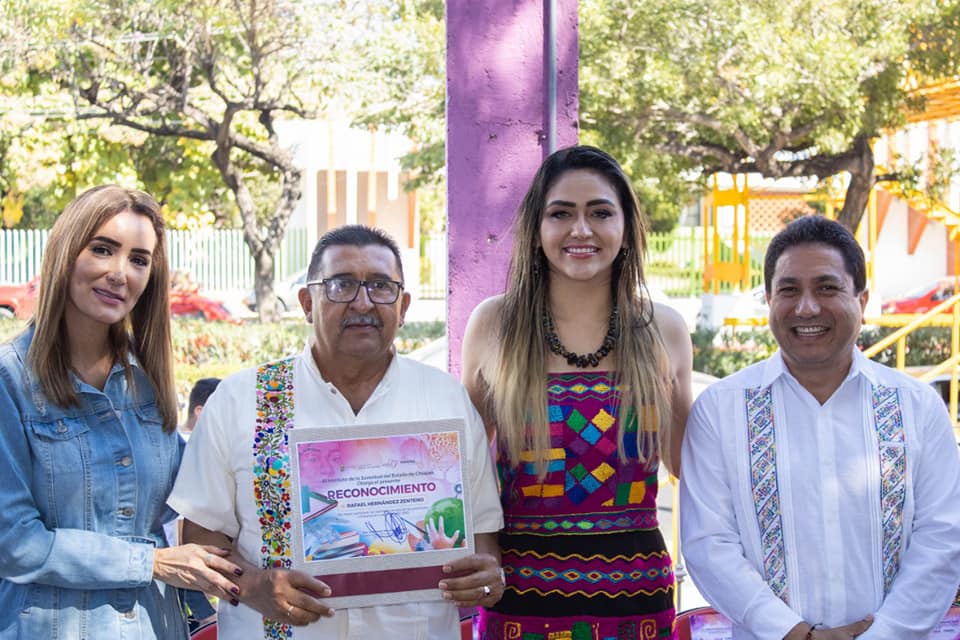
top-left (482, 372), bottom-right (676, 640)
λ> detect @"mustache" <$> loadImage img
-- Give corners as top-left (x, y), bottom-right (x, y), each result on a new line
top-left (341, 314), bottom-right (382, 329)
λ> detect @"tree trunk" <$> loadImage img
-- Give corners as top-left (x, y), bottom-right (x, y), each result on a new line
top-left (211, 138), bottom-right (284, 322)
top-left (836, 134), bottom-right (875, 233)
top-left (252, 252), bottom-right (281, 322)
top-left (253, 165), bottom-right (303, 322)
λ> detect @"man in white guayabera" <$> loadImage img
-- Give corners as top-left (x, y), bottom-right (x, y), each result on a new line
top-left (168, 225), bottom-right (504, 639)
top-left (680, 215), bottom-right (960, 640)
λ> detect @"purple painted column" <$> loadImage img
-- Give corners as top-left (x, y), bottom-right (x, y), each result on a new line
top-left (446, 0), bottom-right (579, 375)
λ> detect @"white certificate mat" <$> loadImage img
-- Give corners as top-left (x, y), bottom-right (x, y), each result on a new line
top-left (689, 610), bottom-right (732, 640)
top-left (288, 418), bottom-right (473, 608)
top-left (930, 606), bottom-right (960, 640)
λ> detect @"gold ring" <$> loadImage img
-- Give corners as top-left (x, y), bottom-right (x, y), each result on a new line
top-left (482, 584), bottom-right (491, 597)
top-left (286, 604), bottom-right (294, 617)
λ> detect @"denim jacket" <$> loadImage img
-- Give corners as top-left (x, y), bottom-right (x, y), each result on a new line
top-left (0, 327), bottom-right (187, 639)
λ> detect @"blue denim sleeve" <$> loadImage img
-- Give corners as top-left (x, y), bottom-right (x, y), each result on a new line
top-left (158, 434), bottom-right (187, 530)
top-left (0, 356), bottom-right (155, 589)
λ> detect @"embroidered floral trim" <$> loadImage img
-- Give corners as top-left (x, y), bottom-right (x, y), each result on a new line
top-left (746, 385), bottom-right (790, 603)
top-left (253, 359), bottom-right (296, 639)
top-left (871, 384), bottom-right (906, 594)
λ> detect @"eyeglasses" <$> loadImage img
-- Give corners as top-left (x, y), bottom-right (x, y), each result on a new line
top-left (305, 277), bottom-right (404, 304)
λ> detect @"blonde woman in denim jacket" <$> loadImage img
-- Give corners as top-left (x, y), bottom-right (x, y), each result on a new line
top-left (0, 186), bottom-right (242, 639)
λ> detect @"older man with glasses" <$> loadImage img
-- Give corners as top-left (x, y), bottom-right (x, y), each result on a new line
top-left (168, 225), bottom-right (504, 640)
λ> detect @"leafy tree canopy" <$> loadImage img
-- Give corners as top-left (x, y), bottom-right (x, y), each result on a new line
top-left (1, 0), bottom-right (382, 319)
top-left (352, 1), bottom-right (960, 233)
top-left (580, 0), bottom-right (960, 231)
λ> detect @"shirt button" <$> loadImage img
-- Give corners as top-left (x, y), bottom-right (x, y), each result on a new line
top-left (118, 456), bottom-right (133, 467)
top-left (122, 609), bottom-right (136, 619)
top-left (330, 388), bottom-right (337, 394)
top-left (119, 507), bottom-right (134, 517)
top-left (56, 421), bottom-right (67, 434)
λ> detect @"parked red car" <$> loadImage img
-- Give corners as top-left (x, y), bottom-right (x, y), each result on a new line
top-left (0, 276), bottom-right (40, 319)
top-left (881, 278), bottom-right (959, 314)
top-left (0, 275), bottom-right (234, 322)
top-left (169, 289), bottom-right (238, 322)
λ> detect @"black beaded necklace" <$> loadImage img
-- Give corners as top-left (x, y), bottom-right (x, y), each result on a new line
top-left (543, 306), bottom-right (618, 368)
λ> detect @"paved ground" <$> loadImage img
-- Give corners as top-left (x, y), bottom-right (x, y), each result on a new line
top-left (406, 337), bottom-right (716, 613)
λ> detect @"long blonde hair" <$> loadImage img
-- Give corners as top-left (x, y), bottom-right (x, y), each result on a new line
top-left (491, 146), bottom-right (673, 476)
top-left (28, 185), bottom-right (177, 432)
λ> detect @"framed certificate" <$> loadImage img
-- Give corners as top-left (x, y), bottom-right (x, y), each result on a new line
top-left (288, 418), bottom-right (473, 608)
top-left (930, 606), bottom-right (960, 640)
top-left (689, 610), bottom-right (732, 640)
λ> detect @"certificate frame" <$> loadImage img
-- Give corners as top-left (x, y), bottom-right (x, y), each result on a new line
top-left (287, 418), bottom-right (473, 608)
top-left (930, 605), bottom-right (960, 640)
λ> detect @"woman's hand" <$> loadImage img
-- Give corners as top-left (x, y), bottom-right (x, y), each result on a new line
top-left (152, 544), bottom-right (243, 603)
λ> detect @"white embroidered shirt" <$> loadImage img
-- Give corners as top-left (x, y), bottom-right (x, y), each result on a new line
top-left (680, 349), bottom-right (960, 639)
top-left (168, 344), bottom-right (503, 640)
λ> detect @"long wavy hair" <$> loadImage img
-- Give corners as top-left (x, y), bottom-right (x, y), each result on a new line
top-left (491, 146), bottom-right (673, 476)
top-left (28, 185), bottom-right (177, 432)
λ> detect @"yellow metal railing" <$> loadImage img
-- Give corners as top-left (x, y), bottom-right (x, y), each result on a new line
top-left (722, 292), bottom-right (960, 437)
top-left (860, 293), bottom-right (960, 365)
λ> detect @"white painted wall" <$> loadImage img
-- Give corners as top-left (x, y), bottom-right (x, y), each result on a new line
top-left (273, 119), bottom-right (422, 296)
top-left (870, 198), bottom-right (947, 304)
top-left (275, 119), bottom-right (411, 230)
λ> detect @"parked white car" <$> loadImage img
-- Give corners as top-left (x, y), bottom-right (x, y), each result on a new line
top-left (242, 269), bottom-right (308, 313)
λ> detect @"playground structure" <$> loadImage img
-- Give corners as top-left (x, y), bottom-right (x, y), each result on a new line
top-left (440, 1), bottom-right (960, 620)
top-left (706, 77), bottom-right (960, 436)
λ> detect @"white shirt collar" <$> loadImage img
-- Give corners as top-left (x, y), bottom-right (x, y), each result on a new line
top-left (759, 346), bottom-right (875, 390)
top-left (299, 339), bottom-right (400, 394)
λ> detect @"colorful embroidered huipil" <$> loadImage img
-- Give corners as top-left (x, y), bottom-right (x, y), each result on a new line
top-left (480, 372), bottom-right (676, 640)
top-left (252, 358), bottom-right (296, 640)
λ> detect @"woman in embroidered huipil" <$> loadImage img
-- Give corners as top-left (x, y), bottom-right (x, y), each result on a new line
top-left (0, 186), bottom-right (242, 639)
top-left (462, 146), bottom-right (693, 640)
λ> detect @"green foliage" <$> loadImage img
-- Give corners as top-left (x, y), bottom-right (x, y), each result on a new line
top-left (0, 317), bottom-right (446, 404)
top-left (352, 0), bottom-right (446, 191)
top-left (691, 327), bottom-right (779, 378)
top-left (172, 317), bottom-right (444, 401)
top-left (348, 0), bottom-right (449, 261)
top-left (690, 324), bottom-right (957, 379)
top-left (0, 0), bottom-right (384, 319)
top-left (858, 326), bottom-right (954, 367)
top-left (579, 0), bottom-right (960, 228)
top-left (395, 319), bottom-right (445, 353)
top-left (344, 0), bottom-right (960, 234)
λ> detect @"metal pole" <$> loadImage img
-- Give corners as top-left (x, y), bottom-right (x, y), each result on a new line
top-left (546, 0), bottom-right (557, 154)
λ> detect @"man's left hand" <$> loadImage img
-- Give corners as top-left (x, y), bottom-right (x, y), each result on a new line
top-left (438, 552), bottom-right (504, 607)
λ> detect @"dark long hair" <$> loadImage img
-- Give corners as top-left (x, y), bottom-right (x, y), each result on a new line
top-left (491, 146), bottom-right (672, 474)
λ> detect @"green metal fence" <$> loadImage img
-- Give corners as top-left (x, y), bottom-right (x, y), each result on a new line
top-left (646, 228), bottom-right (776, 297)
top-left (420, 232), bottom-right (447, 299)
top-left (0, 227), bottom-right (308, 291)
top-left (416, 228), bottom-right (777, 300)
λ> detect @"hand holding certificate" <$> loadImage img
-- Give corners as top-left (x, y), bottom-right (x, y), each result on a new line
top-left (288, 418), bottom-right (478, 608)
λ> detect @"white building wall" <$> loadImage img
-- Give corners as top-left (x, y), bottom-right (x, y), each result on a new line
top-left (871, 198), bottom-right (947, 304)
top-left (273, 119), bottom-right (422, 296)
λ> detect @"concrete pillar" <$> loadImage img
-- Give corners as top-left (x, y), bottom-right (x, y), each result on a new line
top-left (446, 0), bottom-right (579, 375)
